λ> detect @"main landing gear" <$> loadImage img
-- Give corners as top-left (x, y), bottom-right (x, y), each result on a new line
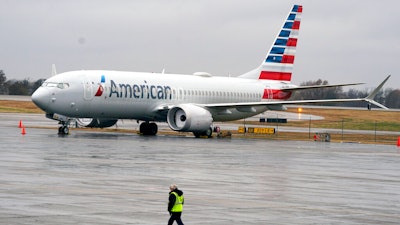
top-left (193, 127), bottom-right (213, 138)
top-left (139, 122), bottom-right (158, 135)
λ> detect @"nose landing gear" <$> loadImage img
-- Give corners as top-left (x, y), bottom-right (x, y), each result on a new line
top-left (58, 121), bottom-right (70, 135)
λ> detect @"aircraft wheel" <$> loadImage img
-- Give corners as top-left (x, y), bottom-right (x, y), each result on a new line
top-left (63, 126), bottom-right (69, 135)
top-left (140, 122), bottom-right (158, 135)
top-left (58, 126), bottom-right (69, 135)
top-left (193, 127), bottom-right (213, 138)
top-left (139, 122), bottom-right (146, 134)
top-left (205, 127), bottom-right (213, 138)
top-left (149, 123), bottom-right (158, 135)
top-left (139, 122), bottom-right (148, 134)
top-left (193, 132), bottom-right (201, 138)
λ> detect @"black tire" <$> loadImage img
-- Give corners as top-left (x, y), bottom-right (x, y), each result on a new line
top-left (63, 126), bottom-right (69, 135)
top-left (149, 123), bottom-right (158, 135)
top-left (139, 122), bottom-right (147, 134)
top-left (140, 122), bottom-right (158, 135)
top-left (193, 127), bottom-right (212, 138)
top-left (58, 126), bottom-right (69, 135)
top-left (205, 127), bottom-right (213, 138)
top-left (193, 132), bottom-right (201, 138)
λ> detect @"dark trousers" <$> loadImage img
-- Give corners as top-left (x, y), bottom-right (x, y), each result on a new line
top-left (168, 212), bottom-right (184, 225)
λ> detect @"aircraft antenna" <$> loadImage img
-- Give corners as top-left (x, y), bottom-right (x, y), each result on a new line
top-left (51, 64), bottom-right (57, 76)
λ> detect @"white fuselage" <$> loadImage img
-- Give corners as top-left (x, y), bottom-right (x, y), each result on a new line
top-left (32, 70), bottom-right (283, 122)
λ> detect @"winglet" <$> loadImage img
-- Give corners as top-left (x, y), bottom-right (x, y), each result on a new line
top-left (363, 75), bottom-right (391, 109)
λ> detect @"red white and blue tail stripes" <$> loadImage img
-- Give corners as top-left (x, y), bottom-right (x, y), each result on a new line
top-left (260, 5), bottom-right (302, 81)
top-left (239, 5), bottom-right (302, 84)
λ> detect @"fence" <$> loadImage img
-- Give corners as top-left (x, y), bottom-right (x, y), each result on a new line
top-left (235, 119), bottom-right (399, 145)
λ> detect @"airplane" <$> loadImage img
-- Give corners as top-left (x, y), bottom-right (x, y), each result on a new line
top-left (31, 4), bottom-right (390, 137)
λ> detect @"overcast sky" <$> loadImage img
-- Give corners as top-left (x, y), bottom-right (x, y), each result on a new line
top-left (1, 0), bottom-right (399, 90)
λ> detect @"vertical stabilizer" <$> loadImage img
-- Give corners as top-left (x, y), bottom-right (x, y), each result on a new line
top-left (240, 5), bottom-right (302, 82)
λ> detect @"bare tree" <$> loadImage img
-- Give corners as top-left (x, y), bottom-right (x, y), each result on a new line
top-left (290, 79), bottom-right (343, 104)
top-left (0, 70), bottom-right (7, 94)
top-left (385, 89), bottom-right (400, 108)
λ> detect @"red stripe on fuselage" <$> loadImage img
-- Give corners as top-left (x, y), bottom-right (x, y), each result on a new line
top-left (259, 71), bottom-right (292, 81)
top-left (262, 89), bottom-right (292, 100)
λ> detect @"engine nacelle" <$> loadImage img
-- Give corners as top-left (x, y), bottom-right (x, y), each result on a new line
top-left (75, 118), bottom-right (118, 128)
top-left (167, 104), bottom-right (213, 132)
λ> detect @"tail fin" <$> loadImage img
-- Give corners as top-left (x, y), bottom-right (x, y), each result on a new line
top-left (240, 4), bottom-right (302, 82)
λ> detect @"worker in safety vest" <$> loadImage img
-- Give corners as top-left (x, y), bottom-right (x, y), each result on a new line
top-left (168, 184), bottom-right (184, 225)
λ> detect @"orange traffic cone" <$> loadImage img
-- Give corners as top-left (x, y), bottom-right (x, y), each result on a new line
top-left (397, 137), bottom-right (400, 147)
top-left (18, 120), bottom-right (23, 128)
top-left (21, 127), bottom-right (26, 135)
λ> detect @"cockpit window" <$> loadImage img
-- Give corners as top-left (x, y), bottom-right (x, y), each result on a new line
top-left (42, 82), bottom-right (55, 87)
top-left (57, 83), bottom-right (69, 89)
top-left (42, 82), bottom-right (69, 89)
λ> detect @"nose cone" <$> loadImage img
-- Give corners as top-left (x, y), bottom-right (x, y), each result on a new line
top-left (31, 88), bottom-right (50, 111)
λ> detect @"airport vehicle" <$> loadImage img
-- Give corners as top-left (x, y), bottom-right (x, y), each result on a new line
top-left (31, 5), bottom-right (389, 136)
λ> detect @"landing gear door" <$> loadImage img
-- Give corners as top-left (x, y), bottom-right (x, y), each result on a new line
top-left (82, 75), bottom-right (94, 101)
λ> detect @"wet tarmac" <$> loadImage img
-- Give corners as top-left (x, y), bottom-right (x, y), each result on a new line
top-left (1, 113), bottom-right (400, 224)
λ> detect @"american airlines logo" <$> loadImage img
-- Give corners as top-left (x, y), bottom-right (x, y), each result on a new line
top-left (109, 80), bottom-right (172, 100)
top-left (94, 75), bottom-right (106, 97)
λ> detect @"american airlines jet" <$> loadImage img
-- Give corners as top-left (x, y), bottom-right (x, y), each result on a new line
top-left (31, 5), bottom-right (389, 137)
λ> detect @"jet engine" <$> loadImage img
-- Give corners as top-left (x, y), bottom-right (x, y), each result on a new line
top-left (75, 118), bottom-right (118, 128)
top-left (167, 104), bottom-right (213, 133)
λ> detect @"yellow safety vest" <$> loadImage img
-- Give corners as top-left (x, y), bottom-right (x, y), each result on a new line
top-left (170, 192), bottom-right (184, 212)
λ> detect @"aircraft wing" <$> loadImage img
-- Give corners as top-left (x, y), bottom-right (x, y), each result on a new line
top-left (150, 76), bottom-right (389, 124)
top-left (281, 82), bottom-right (364, 91)
top-left (203, 98), bottom-right (387, 110)
top-left (204, 75), bottom-right (391, 110)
